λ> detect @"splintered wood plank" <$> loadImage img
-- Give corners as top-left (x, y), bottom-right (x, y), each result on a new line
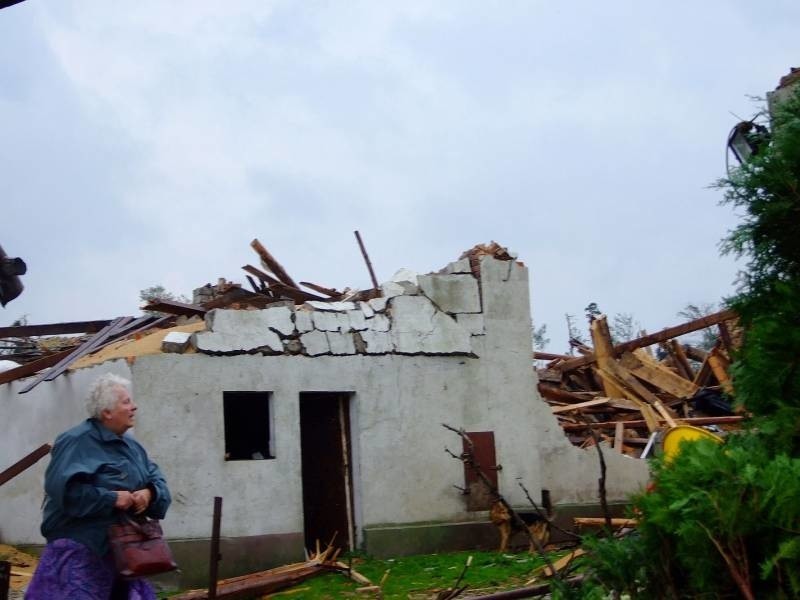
top-left (684, 345), bottom-right (709, 363)
top-left (590, 316), bottom-right (626, 398)
top-left (551, 398), bottom-right (610, 414)
top-left (574, 518), bottom-right (638, 528)
top-left (250, 239), bottom-right (299, 288)
top-left (613, 421), bottom-right (624, 453)
top-left (593, 368), bottom-right (658, 432)
top-left (708, 346), bottom-right (734, 395)
top-left (665, 340), bottom-right (695, 380)
top-left (299, 281), bottom-right (343, 298)
top-left (607, 361), bottom-right (679, 428)
top-left (538, 384), bottom-right (591, 403)
top-left (623, 350), bottom-right (699, 398)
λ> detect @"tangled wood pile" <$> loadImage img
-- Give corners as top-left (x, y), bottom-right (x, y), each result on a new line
top-left (535, 309), bottom-right (744, 457)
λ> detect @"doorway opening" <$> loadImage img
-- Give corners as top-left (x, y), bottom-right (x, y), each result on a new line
top-left (299, 392), bottom-right (355, 552)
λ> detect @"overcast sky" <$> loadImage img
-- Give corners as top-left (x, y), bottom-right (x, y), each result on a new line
top-left (1, 1), bottom-right (797, 351)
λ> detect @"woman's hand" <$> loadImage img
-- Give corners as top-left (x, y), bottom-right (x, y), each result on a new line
top-left (131, 488), bottom-right (153, 514)
top-left (114, 491), bottom-right (134, 510)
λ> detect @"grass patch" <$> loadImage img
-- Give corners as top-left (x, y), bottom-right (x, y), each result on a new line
top-left (270, 549), bottom-right (562, 599)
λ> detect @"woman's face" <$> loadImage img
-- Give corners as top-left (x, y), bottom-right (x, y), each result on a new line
top-left (102, 386), bottom-right (137, 435)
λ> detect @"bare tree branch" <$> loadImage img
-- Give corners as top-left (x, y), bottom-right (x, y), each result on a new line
top-left (442, 423), bottom-right (560, 582)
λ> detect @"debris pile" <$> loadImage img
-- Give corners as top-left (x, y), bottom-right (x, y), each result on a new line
top-left (536, 310), bottom-right (743, 457)
top-left (0, 238), bottom-right (513, 391)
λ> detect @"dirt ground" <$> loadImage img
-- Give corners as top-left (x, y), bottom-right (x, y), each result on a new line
top-left (0, 543), bottom-right (38, 595)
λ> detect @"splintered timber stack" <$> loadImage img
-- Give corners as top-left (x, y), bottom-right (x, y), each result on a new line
top-left (535, 310), bottom-right (744, 457)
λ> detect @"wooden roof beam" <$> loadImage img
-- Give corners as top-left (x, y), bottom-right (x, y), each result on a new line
top-left (558, 308), bottom-right (737, 372)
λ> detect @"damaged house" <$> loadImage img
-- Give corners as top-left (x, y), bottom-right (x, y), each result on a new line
top-left (0, 242), bottom-right (648, 585)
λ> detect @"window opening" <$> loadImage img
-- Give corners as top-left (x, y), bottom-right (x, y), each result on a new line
top-left (223, 391), bottom-right (273, 460)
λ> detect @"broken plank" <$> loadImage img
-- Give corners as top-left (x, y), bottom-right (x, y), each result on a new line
top-left (143, 299), bottom-right (207, 317)
top-left (708, 346), bottom-right (734, 395)
top-left (574, 518), bottom-right (637, 528)
top-left (598, 361), bottom-right (679, 428)
top-left (590, 316), bottom-right (626, 398)
top-left (250, 239), bottom-right (299, 288)
top-left (534, 351), bottom-right (572, 361)
top-left (684, 345), bottom-right (709, 363)
top-left (299, 281), bottom-right (343, 299)
top-left (613, 421), bottom-right (624, 453)
top-left (18, 317), bottom-right (133, 394)
top-left (594, 367), bottom-right (660, 432)
top-left (559, 308), bottom-right (737, 371)
top-left (551, 398), bottom-right (610, 414)
top-left (242, 264), bottom-right (282, 286)
top-left (560, 415), bottom-right (744, 432)
top-left (537, 384), bottom-right (591, 404)
top-left (662, 340), bottom-right (694, 380)
top-left (623, 350), bottom-right (698, 398)
top-left (0, 348), bottom-right (74, 386)
top-left (0, 320), bottom-right (113, 338)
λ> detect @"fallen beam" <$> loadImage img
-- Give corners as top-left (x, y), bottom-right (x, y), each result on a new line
top-left (533, 351), bottom-right (571, 361)
top-left (250, 239), bottom-right (299, 289)
top-left (0, 320), bottom-right (112, 338)
top-left (0, 349), bottom-right (73, 386)
top-left (142, 299), bottom-right (207, 317)
top-left (0, 443), bottom-right (51, 487)
top-left (558, 309), bottom-right (737, 372)
top-left (574, 517), bottom-right (637, 528)
top-left (560, 415), bottom-right (744, 432)
top-left (551, 398), bottom-right (610, 414)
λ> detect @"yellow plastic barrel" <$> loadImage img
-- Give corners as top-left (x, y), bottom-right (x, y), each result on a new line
top-left (662, 425), bottom-right (723, 462)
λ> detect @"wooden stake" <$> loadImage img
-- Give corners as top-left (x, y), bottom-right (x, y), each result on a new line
top-left (209, 496), bottom-right (223, 600)
top-left (354, 230), bottom-right (380, 291)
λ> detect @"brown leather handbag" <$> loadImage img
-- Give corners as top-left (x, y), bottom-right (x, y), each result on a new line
top-left (108, 515), bottom-right (178, 578)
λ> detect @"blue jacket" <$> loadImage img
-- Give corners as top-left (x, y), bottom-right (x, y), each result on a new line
top-left (41, 418), bottom-right (171, 556)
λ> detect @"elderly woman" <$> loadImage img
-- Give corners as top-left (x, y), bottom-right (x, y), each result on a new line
top-left (26, 373), bottom-right (171, 600)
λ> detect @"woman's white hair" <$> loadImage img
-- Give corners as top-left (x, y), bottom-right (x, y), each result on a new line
top-left (86, 373), bottom-right (131, 419)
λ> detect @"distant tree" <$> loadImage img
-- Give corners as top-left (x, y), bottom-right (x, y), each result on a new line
top-left (139, 285), bottom-right (189, 316)
top-left (610, 312), bottom-right (638, 344)
top-left (565, 313), bottom-right (587, 352)
top-left (532, 323), bottom-right (550, 351)
top-left (584, 302), bottom-right (601, 323)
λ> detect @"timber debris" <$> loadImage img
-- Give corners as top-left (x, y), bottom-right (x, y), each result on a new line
top-left (1, 239), bottom-right (517, 391)
top-left (536, 310), bottom-right (743, 456)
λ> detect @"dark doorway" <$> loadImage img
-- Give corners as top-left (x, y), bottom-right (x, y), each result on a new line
top-left (299, 392), bottom-right (354, 552)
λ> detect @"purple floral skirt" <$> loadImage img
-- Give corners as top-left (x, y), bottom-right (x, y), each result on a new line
top-left (25, 538), bottom-right (156, 600)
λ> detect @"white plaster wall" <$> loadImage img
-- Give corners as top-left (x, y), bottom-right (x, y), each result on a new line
top-left (126, 349), bottom-right (542, 539)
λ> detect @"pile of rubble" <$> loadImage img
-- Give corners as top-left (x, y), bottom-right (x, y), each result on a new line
top-left (536, 310), bottom-right (743, 457)
top-left (0, 239), bottom-right (515, 391)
